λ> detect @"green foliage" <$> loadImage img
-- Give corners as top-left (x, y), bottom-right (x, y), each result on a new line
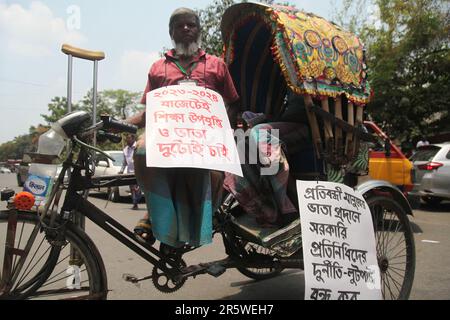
top-left (334, 0), bottom-right (450, 142)
top-left (41, 97), bottom-right (79, 124)
top-left (76, 89), bottom-right (141, 150)
top-left (0, 89), bottom-right (141, 160)
top-left (0, 133), bottom-right (34, 161)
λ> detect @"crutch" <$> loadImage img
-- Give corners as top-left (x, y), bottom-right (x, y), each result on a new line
top-left (61, 43), bottom-right (105, 147)
top-left (60, 44), bottom-right (105, 264)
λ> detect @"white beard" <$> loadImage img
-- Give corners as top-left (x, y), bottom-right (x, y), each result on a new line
top-left (171, 38), bottom-right (202, 58)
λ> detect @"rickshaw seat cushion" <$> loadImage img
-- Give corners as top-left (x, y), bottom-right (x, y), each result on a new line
top-left (230, 213), bottom-right (301, 248)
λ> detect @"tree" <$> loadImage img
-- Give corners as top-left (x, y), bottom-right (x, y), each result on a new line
top-left (42, 89), bottom-right (141, 127)
top-left (78, 89), bottom-right (141, 121)
top-left (101, 89), bottom-right (142, 119)
top-left (0, 132), bottom-right (35, 161)
top-left (41, 96), bottom-right (79, 125)
top-left (333, 0), bottom-right (450, 142)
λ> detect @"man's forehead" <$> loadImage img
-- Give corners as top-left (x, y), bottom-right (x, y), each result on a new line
top-left (172, 14), bottom-right (197, 23)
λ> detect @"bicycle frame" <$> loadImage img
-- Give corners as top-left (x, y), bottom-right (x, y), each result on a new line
top-left (39, 138), bottom-right (183, 280)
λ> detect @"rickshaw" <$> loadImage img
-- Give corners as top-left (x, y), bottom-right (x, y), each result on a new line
top-left (0, 2), bottom-right (415, 300)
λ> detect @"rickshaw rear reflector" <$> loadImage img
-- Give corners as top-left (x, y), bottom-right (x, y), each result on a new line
top-left (14, 192), bottom-right (35, 210)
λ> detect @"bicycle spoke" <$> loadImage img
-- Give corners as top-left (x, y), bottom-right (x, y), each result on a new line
top-left (389, 244), bottom-right (408, 260)
top-left (43, 268), bottom-right (67, 284)
top-left (40, 268), bottom-right (87, 289)
top-left (389, 261), bottom-right (407, 266)
top-left (388, 264), bottom-right (406, 273)
top-left (380, 208), bottom-right (387, 253)
top-left (380, 272), bottom-right (386, 299)
top-left (383, 271), bottom-right (395, 300)
top-left (51, 253), bottom-right (70, 268)
top-left (383, 213), bottom-right (395, 250)
top-left (14, 243), bottom-right (51, 289)
top-left (13, 237), bottom-right (46, 287)
top-left (385, 270), bottom-right (402, 295)
top-left (387, 266), bottom-right (406, 278)
top-left (12, 222), bottom-right (26, 274)
top-left (386, 234), bottom-right (406, 256)
top-left (384, 212), bottom-right (397, 249)
top-left (392, 216), bottom-right (403, 233)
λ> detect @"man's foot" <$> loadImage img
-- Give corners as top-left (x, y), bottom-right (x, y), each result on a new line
top-left (132, 204), bottom-right (138, 210)
top-left (134, 219), bottom-right (156, 245)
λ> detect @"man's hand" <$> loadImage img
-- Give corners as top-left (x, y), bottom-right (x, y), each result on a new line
top-left (226, 101), bottom-right (241, 129)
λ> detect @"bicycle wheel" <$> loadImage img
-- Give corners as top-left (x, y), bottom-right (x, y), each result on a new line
top-left (236, 241), bottom-right (284, 281)
top-left (0, 211), bottom-right (107, 300)
top-left (367, 195), bottom-right (415, 300)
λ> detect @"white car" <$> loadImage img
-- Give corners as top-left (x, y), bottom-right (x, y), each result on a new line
top-left (93, 150), bottom-right (132, 202)
top-left (0, 167), bottom-right (12, 174)
top-left (410, 142), bottom-right (450, 205)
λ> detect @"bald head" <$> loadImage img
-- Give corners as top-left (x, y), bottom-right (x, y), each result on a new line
top-left (169, 8), bottom-right (200, 36)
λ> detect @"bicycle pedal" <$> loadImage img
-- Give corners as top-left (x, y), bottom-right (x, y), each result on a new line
top-left (122, 273), bottom-right (138, 283)
top-left (206, 264), bottom-right (226, 278)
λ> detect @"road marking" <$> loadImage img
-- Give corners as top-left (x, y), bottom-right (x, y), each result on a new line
top-left (421, 240), bottom-right (440, 244)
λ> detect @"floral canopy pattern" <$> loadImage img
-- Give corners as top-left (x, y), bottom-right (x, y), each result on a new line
top-left (222, 3), bottom-right (372, 106)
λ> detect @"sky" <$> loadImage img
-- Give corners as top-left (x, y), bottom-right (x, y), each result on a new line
top-left (0, 0), bottom-right (340, 144)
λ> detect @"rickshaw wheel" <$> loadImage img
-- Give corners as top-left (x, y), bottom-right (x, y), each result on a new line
top-left (367, 195), bottom-right (416, 300)
top-left (236, 241), bottom-right (284, 281)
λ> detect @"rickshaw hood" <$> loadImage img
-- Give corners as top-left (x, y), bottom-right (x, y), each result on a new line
top-left (221, 2), bottom-right (371, 106)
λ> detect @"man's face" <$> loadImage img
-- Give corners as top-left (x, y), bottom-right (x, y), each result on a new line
top-left (126, 136), bottom-right (135, 146)
top-left (171, 14), bottom-right (200, 46)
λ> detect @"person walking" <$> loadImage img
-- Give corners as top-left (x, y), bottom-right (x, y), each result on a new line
top-left (119, 134), bottom-right (142, 210)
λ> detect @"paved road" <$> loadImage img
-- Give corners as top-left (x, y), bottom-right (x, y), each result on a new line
top-left (1, 172), bottom-right (449, 300)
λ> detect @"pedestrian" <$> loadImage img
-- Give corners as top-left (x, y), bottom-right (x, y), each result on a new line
top-left (119, 134), bottom-right (142, 210)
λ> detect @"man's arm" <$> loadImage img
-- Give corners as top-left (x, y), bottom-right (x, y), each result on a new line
top-left (126, 110), bottom-right (146, 129)
top-left (226, 100), bottom-right (241, 129)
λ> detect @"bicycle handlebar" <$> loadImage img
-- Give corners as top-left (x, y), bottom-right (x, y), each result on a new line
top-left (97, 131), bottom-right (122, 144)
top-left (101, 115), bottom-right (137, 134)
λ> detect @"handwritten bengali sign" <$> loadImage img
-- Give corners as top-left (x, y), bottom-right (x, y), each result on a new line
top-left (297, 181), bottom-right (382, 300)
top-left (145, 85), bottom-right (243, 177)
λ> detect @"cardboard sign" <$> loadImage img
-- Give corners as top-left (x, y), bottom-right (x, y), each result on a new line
top-left (145, 85), bottom-right (243, 177)
top-left (297, 180), bottom-right (382, 300)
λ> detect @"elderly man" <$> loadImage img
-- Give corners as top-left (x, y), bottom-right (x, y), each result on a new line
top-left (126, 8), bottom-right (240, 248)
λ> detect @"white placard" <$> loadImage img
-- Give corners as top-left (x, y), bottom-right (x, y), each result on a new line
top-left (297, 180), bottom-right (382, 300)
top-left (145, 85), bottom-right (243, 177)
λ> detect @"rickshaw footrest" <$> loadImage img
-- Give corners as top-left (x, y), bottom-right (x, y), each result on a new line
top-left (206, 264), bottom-right (226, 277)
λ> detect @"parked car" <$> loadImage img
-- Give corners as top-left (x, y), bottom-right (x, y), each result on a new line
top-left (364, 121), bottom-right (415, 195)
top-left (409, 142), bottom-right (450, 205)
top-left (93, 150), bottom-right (132, 202)
top-left (0, 167), bottom-right (12, 174)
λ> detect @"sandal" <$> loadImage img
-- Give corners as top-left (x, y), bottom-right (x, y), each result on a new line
top-left (134, 218), bottom-right (156, 245)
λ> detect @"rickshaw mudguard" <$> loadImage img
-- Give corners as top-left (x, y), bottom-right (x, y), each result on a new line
top-left (355, 180), bottom-right (414, 216)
